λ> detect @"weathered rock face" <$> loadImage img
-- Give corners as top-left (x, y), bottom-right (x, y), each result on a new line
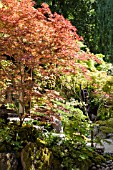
top-left (0, 153), bottom-right (18, 170)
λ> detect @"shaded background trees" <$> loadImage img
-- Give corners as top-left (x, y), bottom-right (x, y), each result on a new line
top-left (34, 0), bottom-right (96, 54)
top-left (34, 0), bottom-right (113, 63)
top-left (95, 0), bottom-right (113, 62)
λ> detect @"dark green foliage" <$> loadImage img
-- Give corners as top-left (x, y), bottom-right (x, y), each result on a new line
top-left (34, 0), bottom-right (113, 62)
top-left (0, 120), bottom-right (42, 152)
top-left (43, 131), bottom-right (93, 170)
top-left (95, 0), bottom-right (113, 62)
top-left (34, 0), bottom-right (96, 53)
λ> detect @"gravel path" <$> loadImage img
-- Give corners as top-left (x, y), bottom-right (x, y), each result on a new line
top-left (89, 139), bottom-right (113, 170)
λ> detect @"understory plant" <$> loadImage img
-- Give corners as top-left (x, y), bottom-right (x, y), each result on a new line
top-left (41, 99), bottom-right (94, 169)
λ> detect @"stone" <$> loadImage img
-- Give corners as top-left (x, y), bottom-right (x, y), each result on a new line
top-left (101, 163), bottom-right (106, 167)
top-left (106, 160), bottom-right (112, 164)
top-left (97, 164), bottom-right (101, 168)
top-left (92, 163), bottom-right (96, 166)
top-left (91, 166), bottom-right (97, 170)
top-left (0, 153), bottom-right (18, 170)
top-left (103, 139), bottom-right (113, 154)
top-left (105, 167), bottom-right (110, 170)
top-left (51, 116), bottom-right (63, 133)
top-left (106, 133), bottom-right (113, 139)
top-left (21, 142), bottom-right (62, 170)
top-left (101, 168), bottom-right (106, 170)
top-left (109, 165), bottom-right (113, 169)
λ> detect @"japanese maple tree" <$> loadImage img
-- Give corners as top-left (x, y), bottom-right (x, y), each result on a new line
top-left (0, 0), bottom-right (99, 124)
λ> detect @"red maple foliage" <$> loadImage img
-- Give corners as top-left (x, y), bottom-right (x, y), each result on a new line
top-left (0, 0), bottom-right (98, 72)
top-left (0, 0), bottom-right (99, 124)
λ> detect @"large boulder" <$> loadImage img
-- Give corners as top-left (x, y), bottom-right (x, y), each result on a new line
top-left (21, 142), bottom-right (62, 170)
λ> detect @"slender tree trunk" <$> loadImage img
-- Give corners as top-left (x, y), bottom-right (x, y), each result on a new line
top-left (91, 129), bottom-right (94, 147)
top-left (19, 65), bottom-right (25, 126)
top-left (19, 92), bottom-right (24, 115)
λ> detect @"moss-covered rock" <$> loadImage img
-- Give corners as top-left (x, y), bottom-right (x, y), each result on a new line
top-left (21, 142), bottom-right (62, 170)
